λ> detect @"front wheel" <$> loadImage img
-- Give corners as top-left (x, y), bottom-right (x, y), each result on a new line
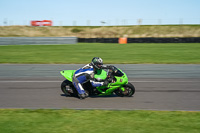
top-left (115, 82), bottom-right (135, 97)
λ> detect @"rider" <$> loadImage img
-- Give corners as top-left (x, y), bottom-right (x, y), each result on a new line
top-left (72, 57), bottom-right (109, 99)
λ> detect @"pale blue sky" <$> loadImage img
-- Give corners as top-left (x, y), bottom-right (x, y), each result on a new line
top-left (0, 0), bottom-right (200, 26)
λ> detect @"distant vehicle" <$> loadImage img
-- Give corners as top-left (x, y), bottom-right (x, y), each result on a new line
top-left (31, 20), bottom-right (52, 26)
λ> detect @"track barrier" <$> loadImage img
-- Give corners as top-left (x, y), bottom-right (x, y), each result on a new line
top-left (0, 37), bottom-right (77, 45)
top-left (118, 37), bottom-right (127, 44)
top-left (78, 37), bottom-right (200, 43)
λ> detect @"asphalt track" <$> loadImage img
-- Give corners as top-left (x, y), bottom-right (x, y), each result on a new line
top-left (0, 64), bottom-right (200, 111)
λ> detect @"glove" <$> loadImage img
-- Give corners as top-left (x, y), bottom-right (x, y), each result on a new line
top-left (107, 77), bottom-right (112, 82)
top-left (107, 65), bottom-right (114, 69)
top-left (102, 65), bottom-right (114, 70)
top-left (103, 80), bottom-right (109, 86)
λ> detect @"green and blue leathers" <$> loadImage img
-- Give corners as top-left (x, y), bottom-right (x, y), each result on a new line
top-left (60, 66), bottom-right (135, 98)
top-left (70, 64), bottom-right (105, 96)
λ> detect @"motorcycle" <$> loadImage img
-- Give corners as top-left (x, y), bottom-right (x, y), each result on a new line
top-left (60, 66), bottom-right (135, 98)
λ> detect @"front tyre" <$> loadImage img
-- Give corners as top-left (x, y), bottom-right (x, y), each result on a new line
top-left (115, 82), bottom-right (135, 97)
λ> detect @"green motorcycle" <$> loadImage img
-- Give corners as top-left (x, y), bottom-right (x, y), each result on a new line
top-left (60, 66), bottom-right (135, 98)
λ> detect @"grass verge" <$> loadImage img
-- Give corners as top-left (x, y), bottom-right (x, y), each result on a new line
top-left (0, 43), bottom-right (200, 64)
top-left (0, 109), bottom-right (200, 133)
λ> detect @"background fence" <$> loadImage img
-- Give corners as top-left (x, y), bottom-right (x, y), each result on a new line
top-left (1, 18), bottom-right (200, 26)
top-left (0, 37), bottom-right (77, 45)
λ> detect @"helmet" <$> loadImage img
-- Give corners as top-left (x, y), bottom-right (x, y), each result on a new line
top-left (91, 57), bottom-right (103, 69)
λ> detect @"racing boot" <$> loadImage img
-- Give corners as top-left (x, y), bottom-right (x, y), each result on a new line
top-left (84, 90), bottom-right (89, 98)
top-left (78, 93), bottom-right (86, 99)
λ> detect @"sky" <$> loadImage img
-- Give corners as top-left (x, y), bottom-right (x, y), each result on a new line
top-left (0, 0), bottom-right (200, 26)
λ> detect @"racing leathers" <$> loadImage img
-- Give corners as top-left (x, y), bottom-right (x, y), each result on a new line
top-left (72, 63), bottom-right (107, 97)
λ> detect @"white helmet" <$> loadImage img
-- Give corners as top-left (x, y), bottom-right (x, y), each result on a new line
top-left (91, 57), bottom-right (103, 69)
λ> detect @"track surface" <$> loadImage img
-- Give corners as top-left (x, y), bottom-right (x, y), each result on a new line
top-left (0, 64), bottom-right (200, 111)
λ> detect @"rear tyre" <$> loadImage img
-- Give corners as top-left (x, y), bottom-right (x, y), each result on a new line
top-left (115, 82), bottom-right (135, 97)
top-left (61, 80), bottom-right (78, 97)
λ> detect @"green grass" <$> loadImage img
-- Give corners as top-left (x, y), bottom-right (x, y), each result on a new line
top-left (0, 109), bottom-right (199, 133)
top-left (0, 43), bottom-right (200, 64)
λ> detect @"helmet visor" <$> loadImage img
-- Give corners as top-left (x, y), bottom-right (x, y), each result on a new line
top-left (96, 62), bottom-right (103, 69)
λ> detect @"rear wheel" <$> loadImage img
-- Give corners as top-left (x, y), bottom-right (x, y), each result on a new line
top-left (61, 80), bottom-right (78, 97)
top-left (115, 82), bottom-right (135, 97)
